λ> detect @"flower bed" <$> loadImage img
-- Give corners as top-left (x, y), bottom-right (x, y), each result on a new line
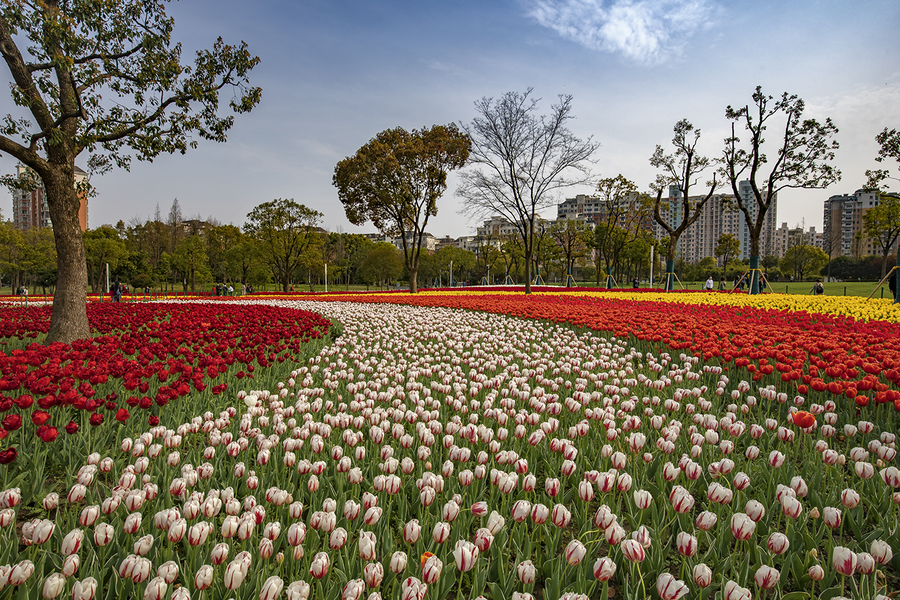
top-left (301, 291), bottom-right (900, 412)
top-left (0, 302), bottom-right (331, 495)
top-left (0, 295), bottom-right (896, 600)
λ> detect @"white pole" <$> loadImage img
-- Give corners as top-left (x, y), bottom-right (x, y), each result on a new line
top-left (450, 261), bottom-right (453, 288)
top-left (105, 263), bottom-right (109, 294)
top-left (324, 263), bottom-right (328, 293)
top-left (649, 246), bottom-right (654, 288)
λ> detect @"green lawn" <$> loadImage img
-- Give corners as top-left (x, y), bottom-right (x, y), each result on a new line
top-left (1, 279), bottom-right (895, 298)
top-left (574, 279), bottom-right (896, 298)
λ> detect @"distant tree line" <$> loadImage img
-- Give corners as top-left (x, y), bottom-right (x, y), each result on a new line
top-left (3, 191), bottom-right (894, 294)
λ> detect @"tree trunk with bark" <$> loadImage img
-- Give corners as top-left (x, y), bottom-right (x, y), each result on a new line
top-left (43, 165), bottom-right (90, 343)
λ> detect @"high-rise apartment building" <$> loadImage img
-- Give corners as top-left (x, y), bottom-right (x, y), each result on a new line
top-left (651, 181), bottom-right (777, 263)
top-left (557, 193), bottom-right (652, 231)
top-left (11, 164), bottom-right (88, 232)
top-left (822, 190), bottom-right (899, 259)
top-left (772, 223), bottom-right (822, 258)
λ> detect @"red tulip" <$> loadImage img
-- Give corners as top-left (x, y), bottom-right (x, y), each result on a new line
top-left (36, 426), bottom-right (58, 442)
top-left (1, 415), bottom-right (22, 431)
top-left (0, 448), bottom-right (17, 464)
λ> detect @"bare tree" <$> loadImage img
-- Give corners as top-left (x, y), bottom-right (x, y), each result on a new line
top-left (722, 86), bottom-right (840, 294)
top-left (458, 89), bottom-right (598, 293)
top-left (650, 119), bottom-right (717, 291)
top-left (592, 175), bottom-right (652, 287)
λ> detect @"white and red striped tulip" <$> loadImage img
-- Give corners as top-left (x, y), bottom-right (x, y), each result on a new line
top-left (754, 565), bottom-right (780, 589)
top-left (453, 540), bottom-right (479, 572)
top-left (832, 546), bottom-right (857, 576)
top-left (592, 557), bottom-right (616, 581)
top-left (390, 552), bottom-right (408, 574)
top-left (693, 563), bottom-right (712, 588)
top-left (621, 539), bottom-right (645, 562)
top-left (656, 573), bottom-right (689, 600)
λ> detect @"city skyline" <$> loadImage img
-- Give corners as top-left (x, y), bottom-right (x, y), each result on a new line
top-left (2, 0), bottom-right (898, 238)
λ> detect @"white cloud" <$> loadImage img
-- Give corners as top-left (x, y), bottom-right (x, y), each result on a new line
top-left (524, 0), bottom-right (716, 64)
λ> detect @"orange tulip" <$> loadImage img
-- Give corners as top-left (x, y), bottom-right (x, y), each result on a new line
top-left (792, 411), bottom-right (815, 428)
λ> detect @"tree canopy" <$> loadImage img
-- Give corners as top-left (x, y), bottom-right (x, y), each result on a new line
top-left (244, 199), bottom-right (323, 293)
top-left (865, 127), bottom-right (900, 190)
top-left (715, 233), bottom-right (741, 269)
top-left (333, 124), bottom-right (470, 293)
top-left (862, 194), bottom-right (900, 278)
top-left (0, 0), bottom-right (261, 342)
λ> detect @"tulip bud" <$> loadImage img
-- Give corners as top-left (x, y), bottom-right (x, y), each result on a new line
top-left (143, 576), bottom-right (167, 600)
top-left (364, 562), bottom-right (384, 588)
top-left (260, 576), bottom-right (285, 600)
top-left (403, 520), bottom-right (421, 544)
top-left (453, 540), bottom-right (479, 572)
top-left (620, 539), bottom-right (645, 563)
top-left (62, 554), bottom-right (80, 578)
top-left (564, 540), bottom-right (587, 565)
top-left (656, 572), bottom-right (689, 600)
top-left (832, 546), bottom-right (857, 577)
top-left (390, 551), bottom-right (408, 574)
top-left (517, 560), bottom-right (536, 584)
top-left (194, 565), bottom-right (214, 590)
top-left (9, 560), bottom-right (34, 585)
top-left (754, 565), bottom-right (780, 590)
top-left (310, 552), bottom-right (330, 579)
top-left (42, 573), bottom-right (66, 599)
top-left (421, 554), bottom-right (442, 584)
top-left (223, 560), bottom-right (247, 590)
top-left (359, 531), bottom-right (377, 561)
top-left (71, 577), bottom-right (98, 600)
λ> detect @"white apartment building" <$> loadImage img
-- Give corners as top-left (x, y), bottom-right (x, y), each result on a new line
top-left (822, 190), bottom-right (899, 259)
top-left (651, 181), bottom-right (777, 263)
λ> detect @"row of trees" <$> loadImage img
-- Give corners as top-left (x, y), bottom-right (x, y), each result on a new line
top-left (332, 87), bottom-right (846, 300)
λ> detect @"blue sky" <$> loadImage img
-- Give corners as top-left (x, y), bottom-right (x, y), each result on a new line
top-left (3, 0), bottom-right (899, 238)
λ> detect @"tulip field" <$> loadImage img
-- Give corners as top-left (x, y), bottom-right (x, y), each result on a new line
top-left (0, 290), bottom-right (898, 600)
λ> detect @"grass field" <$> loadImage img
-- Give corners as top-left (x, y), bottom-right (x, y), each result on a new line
top-left (1, 279), bottom-right (896, 299)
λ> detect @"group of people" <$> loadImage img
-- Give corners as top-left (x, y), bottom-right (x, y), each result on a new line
top-left (215, 283), bottom-right (251, 296)
top-left (110, 279), bottom-right (126, 302)
top-left (704, 276), bottom-right (733, 291)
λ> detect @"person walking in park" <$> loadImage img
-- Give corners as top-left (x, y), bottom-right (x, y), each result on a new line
top-left (812, 278), bottom-right (824, 296)
top-left (704, 276), bottom-right (714, 290)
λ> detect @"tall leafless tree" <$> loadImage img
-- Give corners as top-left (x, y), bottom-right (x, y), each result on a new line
top-left (650, 119), bottom-right (717, 291)
top-left (458, 89), bottom-right (598, 293)
top-left (722, 86), bottom-right (840, 294)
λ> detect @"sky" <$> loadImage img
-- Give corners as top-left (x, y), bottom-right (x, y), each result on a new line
top-left (2, 0), bottom-right (899, 239)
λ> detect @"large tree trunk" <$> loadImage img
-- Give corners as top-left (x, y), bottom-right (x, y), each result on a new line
top-left (44, 166), bottom-right (90, 344)
top-left (748, 255), bottom-right (761, 295)
top-left (665, 239), bottom-right (678, 292)
top-left (748, 226), bottom-right (762, 295)
top-left (408, 267), bottom-right (418, 294)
